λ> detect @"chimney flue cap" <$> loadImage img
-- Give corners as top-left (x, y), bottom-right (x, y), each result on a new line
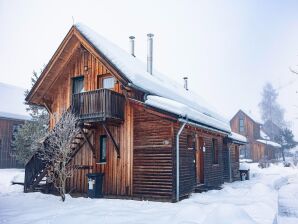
top-left (147, 33), bottom-right (154, 38)
top-left (129, 36), bottom-right (135, 39)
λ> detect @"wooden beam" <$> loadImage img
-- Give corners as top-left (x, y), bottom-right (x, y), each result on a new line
top-left (80, 128), bottom-right (96, 158)
top-left (43, 99), bottom-right (53, 114)
top-left (102, 123), bottom-right (120, 158)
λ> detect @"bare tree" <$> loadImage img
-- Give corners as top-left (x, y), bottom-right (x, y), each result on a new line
top-left (39, 111), bottom-right (80, 202)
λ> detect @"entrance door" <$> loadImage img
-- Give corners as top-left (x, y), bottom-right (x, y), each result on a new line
top-left (195, 137), bottom-right (204, 184)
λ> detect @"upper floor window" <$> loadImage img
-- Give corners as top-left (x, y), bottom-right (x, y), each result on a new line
top-left (102, 76), bottom-right (115, 89)
top-left (239, 118), bottom-right (245, 134)
top-left (211, 138), bottom-right (219, 164)
top-left (72, 76), bottom-right (84, 94)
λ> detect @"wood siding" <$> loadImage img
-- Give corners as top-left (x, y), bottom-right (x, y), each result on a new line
top-left (0, 118), bottom-right (24, 168)
top-left (133, 107), bottom-right (174, 201)
top-left (231, 110), bottom-right (263, 162)
top-left (66, 102), bottom-right (133, 196)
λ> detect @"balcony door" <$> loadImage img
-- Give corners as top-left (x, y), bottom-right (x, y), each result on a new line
top-left (72, 76), bottom-right (84, 94)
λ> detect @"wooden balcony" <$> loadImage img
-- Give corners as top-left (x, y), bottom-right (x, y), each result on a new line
top-left (72, 89), bottom-right (125, 123)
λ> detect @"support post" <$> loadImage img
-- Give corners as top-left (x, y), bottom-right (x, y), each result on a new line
top-left (102, 123), bottom-right (120, 158)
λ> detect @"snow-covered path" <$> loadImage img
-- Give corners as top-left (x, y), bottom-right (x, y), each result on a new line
top-left (0, 164), bottom-right (297, 224)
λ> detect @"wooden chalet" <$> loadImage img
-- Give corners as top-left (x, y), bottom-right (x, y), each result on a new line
top-left (25, 23), bottom-right (246, 202)
top-left (230, 110), bottom-right (281, 162)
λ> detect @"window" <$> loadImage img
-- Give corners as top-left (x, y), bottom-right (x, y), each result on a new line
top-left (102, 77), bottom-right (115, 89)
top-left (72, 76), bottom-right (84, 94)
top-left (99, 135), bottom-right (107, 163)
top-left (11, 124), bottom-right (19, 144)
top-left (187, 135), bottom-right (195, 150)
top-left (239, 118), bottom-right (245, 134)
top-left (211, 138), bottom-right (219, 164)
top-left (0, 139), bottom-right (2, 151)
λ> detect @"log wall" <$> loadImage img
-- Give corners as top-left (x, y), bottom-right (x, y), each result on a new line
top-left (133, 107), bottom-right (174, 201)
top-left (0, 118), bottom-right (24, 168)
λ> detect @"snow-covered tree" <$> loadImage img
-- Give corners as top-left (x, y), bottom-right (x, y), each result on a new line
top-left (39, 111), bottom-right (80, 202)
top-left (281, 128), bottom-right (297, 161)
top-left (12, 70), bottom-right (49, 165)
top-left (259, 82), bottom-right (285, 132)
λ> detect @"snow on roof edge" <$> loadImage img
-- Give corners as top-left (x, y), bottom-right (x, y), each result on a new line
top-left (145, 95), bottom-right (231, 133)
top-left (0, 111), bottom-right (31, 121)
top-left (229, 132), bottom-right (247, 144)
top-left (256, 139), bottom-right (281, 148)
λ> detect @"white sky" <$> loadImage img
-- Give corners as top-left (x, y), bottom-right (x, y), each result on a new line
top-left (0, 0), bottom-right (298, 136)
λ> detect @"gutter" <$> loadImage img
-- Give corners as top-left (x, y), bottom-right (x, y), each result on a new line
top-left (176, 118), bottom-right (187, 202)
top-left (178, 118), bottom-right (229, 135)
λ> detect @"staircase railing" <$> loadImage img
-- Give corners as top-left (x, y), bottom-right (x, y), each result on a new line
top-left (24, 153), bottom-right (47, 192)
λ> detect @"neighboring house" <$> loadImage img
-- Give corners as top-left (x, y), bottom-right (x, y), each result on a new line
top-left (0, 83), bottom-right (30, 168)
top-left (230, 110), bottom-right (281, 162)
top-left (25, 23), bottom-right (245, 202)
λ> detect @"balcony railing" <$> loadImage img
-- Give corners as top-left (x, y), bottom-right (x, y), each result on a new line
top-left (72, 89), bottom-right (125, 122)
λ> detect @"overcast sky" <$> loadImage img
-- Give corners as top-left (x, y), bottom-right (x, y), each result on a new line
top-left (0, 0), bottom-right (298, 136)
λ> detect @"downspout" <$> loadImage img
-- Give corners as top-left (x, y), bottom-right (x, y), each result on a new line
top-left (176, 119), bottom-right (187, 202)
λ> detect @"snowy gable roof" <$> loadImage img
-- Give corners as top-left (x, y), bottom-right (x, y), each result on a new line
top-left (75, 23), bottom-right (230, 133)
top-left (240, 109), bottom-right (262, 124)
top-left (0, 82), bottom-right (30, 120)
top-left (228, 132), bottom-right (247, 144)
top-left (0, 111), bottom-right (30, 121)
top-left (256, 139), bottom-right (281, 148)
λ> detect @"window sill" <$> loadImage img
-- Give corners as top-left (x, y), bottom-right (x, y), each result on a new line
top-left (96, 162), bottom-right (106, 165)
top-left (212, 164), bottom-right (219, 167)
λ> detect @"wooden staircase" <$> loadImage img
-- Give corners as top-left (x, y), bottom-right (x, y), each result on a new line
top-left (24, 124), bottom-right (93, 193)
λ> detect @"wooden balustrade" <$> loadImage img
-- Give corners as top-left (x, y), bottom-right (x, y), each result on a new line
top-left (72, 89), bottom-right (125, 122)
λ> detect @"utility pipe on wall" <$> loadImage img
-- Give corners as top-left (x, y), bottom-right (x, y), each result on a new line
top-left (176, 120), bottom-right (187, 202)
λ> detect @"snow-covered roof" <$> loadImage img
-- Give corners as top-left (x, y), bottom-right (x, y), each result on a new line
top-left (260, 130), bottom-right (270, 140)
top-left (76, 23), bottom-right (230, 133)
top-left (0, 82), bottom-right (30, 120)
top-left (0, 111), bottom-right (30, 121)
top-left (228, 132), bottom-right (247, 144)
top-left (256, 139), bottom-right (281, 148)
top-left (239, 162), bottom-right (250, 171)
top-left (241, 109), bottom-right (262, 124)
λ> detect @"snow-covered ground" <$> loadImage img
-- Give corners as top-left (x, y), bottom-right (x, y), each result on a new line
top-left (0, 164), bottom-right (298, 224)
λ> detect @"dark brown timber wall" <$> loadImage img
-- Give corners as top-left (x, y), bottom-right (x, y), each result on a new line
top-left (133, 107), bottom-right (174, 201)
top-left (0, 118), bottom-right (24, 168)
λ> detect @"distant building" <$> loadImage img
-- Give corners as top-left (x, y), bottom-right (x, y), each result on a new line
top-left (0, 83), bottom-right (30, 168)
top-left (230, 110), bottom-right (281, 162)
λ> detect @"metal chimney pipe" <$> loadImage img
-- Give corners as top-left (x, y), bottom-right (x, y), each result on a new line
top-left (183, 77), bottom-right (188, 90)
top-left (129, 36), bottom-right (135, 57)
top-left (147, 33), bottom-right (154, 74)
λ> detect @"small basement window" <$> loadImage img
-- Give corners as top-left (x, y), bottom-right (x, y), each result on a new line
top-left (102, 76), bottom-right (115, 89)
top-left (99, 135), bottom-right (107, 163)
top-left (211, 138), bottom-right (219, 164)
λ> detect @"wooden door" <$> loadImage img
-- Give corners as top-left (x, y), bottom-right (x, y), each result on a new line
top-left (195, 136), bottom-right (204, 184)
